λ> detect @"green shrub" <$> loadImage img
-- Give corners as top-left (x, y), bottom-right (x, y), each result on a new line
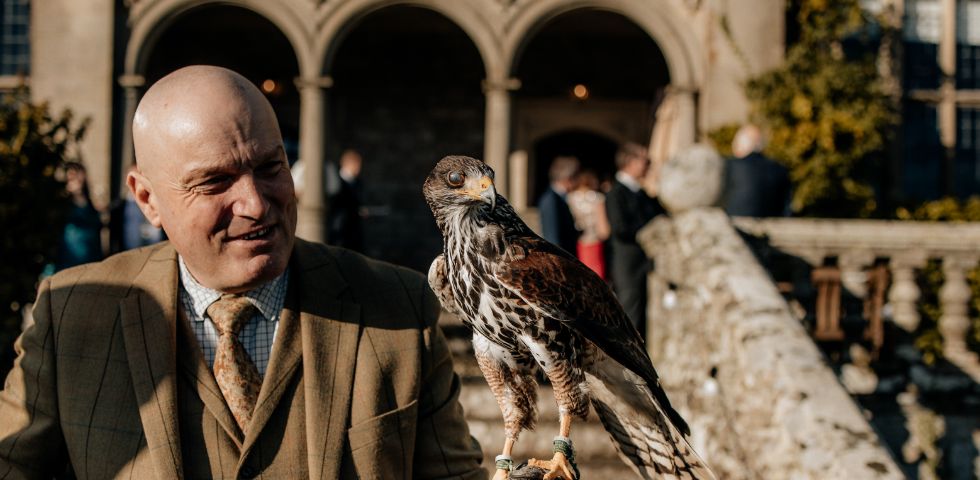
top-left (744, 0), bottom-right (896, 218)
top-left (0, 89), bottom-right (85, 377)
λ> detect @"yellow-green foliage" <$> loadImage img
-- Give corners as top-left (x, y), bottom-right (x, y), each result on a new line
top-left (0, 90), bottom-right (85, 377)
top-left (745, 0), bottom-right (895, 217)
top-left (898, 197), bottom-right (980, 363)
top-left (707, 123), bottom-right (739, 158)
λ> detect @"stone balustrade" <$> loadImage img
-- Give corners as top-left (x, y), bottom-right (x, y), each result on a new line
top-left (638, 144), bottom-right (904, 479)
top-left (732, 216), bottom-right (980, 380)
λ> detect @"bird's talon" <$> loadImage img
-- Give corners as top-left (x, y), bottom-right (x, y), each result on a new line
top-left (529, 452), bottom-right (577, 480)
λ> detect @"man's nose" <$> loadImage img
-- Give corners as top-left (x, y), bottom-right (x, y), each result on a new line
top-left (231, 174), bottom-right (270, 220)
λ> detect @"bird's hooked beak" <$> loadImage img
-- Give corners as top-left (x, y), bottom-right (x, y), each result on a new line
top-left (478, 176), bottom-right (496, 212)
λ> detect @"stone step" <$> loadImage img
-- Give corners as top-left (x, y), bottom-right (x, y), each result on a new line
top-left (459, 380), bottom-right (620, 461)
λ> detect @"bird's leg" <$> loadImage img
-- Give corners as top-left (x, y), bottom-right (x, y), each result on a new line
top-left (529, 413), bottom-right (577, 480)
top-left (474, 334), bottom-right (539, 480)
top-left (491, 437), bottom-right (516, 480)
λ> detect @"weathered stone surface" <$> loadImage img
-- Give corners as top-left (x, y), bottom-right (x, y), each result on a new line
top-left (658, 143), bottom-right (724, 213)
top-left (638, 207), bottom-right (904, 479)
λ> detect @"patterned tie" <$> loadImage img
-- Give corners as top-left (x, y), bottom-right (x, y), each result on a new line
top-left (206, 294), bottom-right (262, 435)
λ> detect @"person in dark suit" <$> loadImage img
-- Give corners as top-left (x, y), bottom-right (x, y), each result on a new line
top-left (537, 155), bottom-right (581, 255)
top-left (326, 149), bottom-right (366, 252)
top-left (722, 124), bottom-right (792, 217)
top-left (605, 143), bottom-right (666, 332)
top-left (0, 66), bottom-right (485, 479)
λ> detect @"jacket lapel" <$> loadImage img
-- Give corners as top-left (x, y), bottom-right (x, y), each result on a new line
top-left (238, 239), bottom-right (363, 478)
top-left (240, 286), bottom-right (302, 452)
top-left (175, 309), bottom-right (245, 449)
top-left (119, 244), bottom-right (184, 479)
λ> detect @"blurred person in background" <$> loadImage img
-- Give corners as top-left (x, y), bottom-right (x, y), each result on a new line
top-left (722, 124), bottom-right (792, 217)
top-left (567, 169), bottom-right (610, 279)
top-left (326, 149), bottom-right (365, 252)
top-left (55, 161), bottom-right (103, 271)
top-left (606, 143), bottom-right (666, 332)
top-left (537, 155), bottom-right (581, 255)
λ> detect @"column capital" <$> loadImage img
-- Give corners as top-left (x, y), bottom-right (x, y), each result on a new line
top-left (118, 74), bottom-right (145, 89)
top-left (294, 76), bottom-right (334, 90)
top-left (481, 77), bottom-right (521, 93)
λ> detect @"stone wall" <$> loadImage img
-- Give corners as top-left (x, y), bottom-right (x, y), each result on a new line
top-left (637, 145), bottom-right (903, 479)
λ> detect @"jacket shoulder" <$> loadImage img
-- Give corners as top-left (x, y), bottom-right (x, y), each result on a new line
top-left (294, 240), bottom-right (435, 328)
top-left (48, 242), bottom-right (172, 297)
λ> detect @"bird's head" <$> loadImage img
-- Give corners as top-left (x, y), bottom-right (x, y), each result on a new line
top-left (423, 156), bottom-right (497, 223)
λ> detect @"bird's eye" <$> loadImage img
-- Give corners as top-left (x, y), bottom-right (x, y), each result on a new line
top-left (447, 171), bottom-right (465, 187)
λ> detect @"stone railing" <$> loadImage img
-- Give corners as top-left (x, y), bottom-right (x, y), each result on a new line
top-left (638, 145), bottom-right (903, 479)
top-left (732, 216), bottom-right (980, 381)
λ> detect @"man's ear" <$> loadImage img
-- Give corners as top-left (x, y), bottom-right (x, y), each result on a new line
top-left (127, 168), bottom-right (162, 228)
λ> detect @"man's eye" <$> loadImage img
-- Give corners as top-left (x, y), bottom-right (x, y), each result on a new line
top-left (447, 171), bottom-right (465, 187)
top-left (201, 175), bottom-right (231, 186)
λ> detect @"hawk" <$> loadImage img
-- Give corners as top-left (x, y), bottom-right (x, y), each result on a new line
top-left (423, 156), bottom-right (714, 480)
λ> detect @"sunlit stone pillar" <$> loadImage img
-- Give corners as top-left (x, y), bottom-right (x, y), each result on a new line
top-left (295, 76), bottom-right (332, 243)
top-left (673, 86), bottom-right (698, 149)
top-left (482, 77), bottom-right (520, 197)
top-left (888, 252), bottom-right (927, 331)
top-left (939, 254), bottom-right (978, 356)
top-left (118, 74), bottom-right (145, 173)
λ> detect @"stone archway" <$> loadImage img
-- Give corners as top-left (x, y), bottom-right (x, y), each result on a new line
top-left (325, 5), bottom-right (486, 271)
top-left (509, 8), bottom-right (672, 207)
top-left (140, 5), bottom-right (302, 145)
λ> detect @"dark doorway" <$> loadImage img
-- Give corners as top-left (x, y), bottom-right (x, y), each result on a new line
top-left (327, 6), bottom-right (485, 271)
top-left (514, 9), bottom-right (669, 101)
top-left (533, 130), bottom-right (618, 203)
top-left (143, 6), bottom-right (301, 154)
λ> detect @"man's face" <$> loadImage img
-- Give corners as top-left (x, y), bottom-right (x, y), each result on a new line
top-left (131, 112), bottom-right (297, 293)
top-left (626, 154), bottom-right (651, 180)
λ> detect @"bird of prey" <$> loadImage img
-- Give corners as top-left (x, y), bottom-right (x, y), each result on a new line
top-left (423, 156), bottom-right (714, 480)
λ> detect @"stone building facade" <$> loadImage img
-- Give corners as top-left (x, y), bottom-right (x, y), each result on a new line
top-left (30, 0), bottom-right (785, 269)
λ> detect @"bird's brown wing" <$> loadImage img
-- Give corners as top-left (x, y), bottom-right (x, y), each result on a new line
top-left (492, 235), bottom-right (690, 435)
top-left (493, 237), bottom-right (655, 385)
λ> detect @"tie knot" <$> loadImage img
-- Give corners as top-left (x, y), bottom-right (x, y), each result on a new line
top-left (206, 294), bottom-right (257, 337)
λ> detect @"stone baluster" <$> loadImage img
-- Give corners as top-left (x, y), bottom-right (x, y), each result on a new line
top-left (888, 252), bottom-right (927, 332)
top-left (839, 250), bottom-right (875, 299)
top-left (939, 254), bottom-right (978, 356)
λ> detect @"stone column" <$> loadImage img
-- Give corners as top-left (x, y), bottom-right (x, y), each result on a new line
top-left (888, 252), bottom-right (927, 332)
top-left (673, 86), bottom-right (698, 149)
top-left (295, 76), bottom-right (333, 243)
top-left (118, 74), bottom-right (145, 173)
top-left (939, 254), bottom-right (978, 356)
top-left (482, 77), bottom-right (520, 197)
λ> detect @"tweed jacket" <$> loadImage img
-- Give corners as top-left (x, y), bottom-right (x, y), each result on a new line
top-left (0, 239), bottom-right (486, 479)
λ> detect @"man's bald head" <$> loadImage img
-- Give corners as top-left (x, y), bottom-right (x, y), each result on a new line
top-left (133, 65), bottom-right (281, 177)
top-left (127, 65), bottom-right (296, 293)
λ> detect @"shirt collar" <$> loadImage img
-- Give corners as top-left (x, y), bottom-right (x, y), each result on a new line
top-left (616, 171), bottom-right (643, 193)
top-left (178, 256), bottom-right (288, 323)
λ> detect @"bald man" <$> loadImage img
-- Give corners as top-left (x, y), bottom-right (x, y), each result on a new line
top-left (0, 66), bottom-right (486, 479)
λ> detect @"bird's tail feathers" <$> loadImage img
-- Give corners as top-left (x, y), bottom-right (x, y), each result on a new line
top-left (586, 357), bottom-right (715, 480)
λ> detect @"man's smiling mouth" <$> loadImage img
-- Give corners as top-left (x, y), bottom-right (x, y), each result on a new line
top-left (231, 226), bottom-right (273, 241)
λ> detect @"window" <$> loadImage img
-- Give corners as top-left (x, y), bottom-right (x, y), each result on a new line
top-left (0, 0), bottom-right (30, 76)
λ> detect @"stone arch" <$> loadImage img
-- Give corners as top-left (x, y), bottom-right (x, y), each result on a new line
top-left (504, 0), bottom-right (702, 89)
top-left (124, 0), bottom-right (313, 78)
top-left (314, 0), bottom-right (501, 79)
